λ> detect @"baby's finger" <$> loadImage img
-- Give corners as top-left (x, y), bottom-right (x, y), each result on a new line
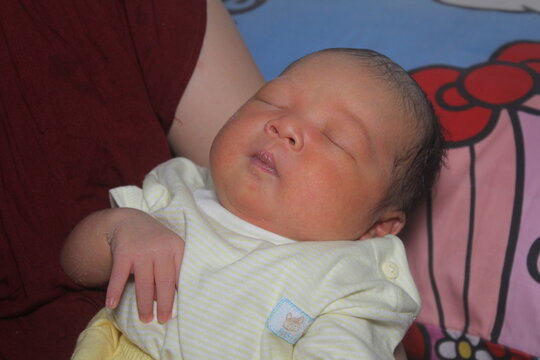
top-left (106, 256), bottom-right (132, 309)
top-left (154, 255), bottom-right (177, 323)
top-left (133, 258), bottom-right (155, 323)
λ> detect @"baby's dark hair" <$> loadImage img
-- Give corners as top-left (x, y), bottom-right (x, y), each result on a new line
top-left (304, 48), bottom-right (447, 214)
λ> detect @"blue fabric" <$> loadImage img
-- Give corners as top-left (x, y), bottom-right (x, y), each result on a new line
top-left (229, 0), bottom-right (540, 79)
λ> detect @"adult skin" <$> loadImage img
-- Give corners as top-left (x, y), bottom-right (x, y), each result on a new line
top-left (170, 0), bottom-right (265, 166)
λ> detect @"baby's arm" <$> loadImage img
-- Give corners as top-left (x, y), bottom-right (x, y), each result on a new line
top-left (293, 309), bottom-right (412, 359)
top-left (291, 241), bottom-right (419, 359)
top-left (60, 207), bottom-right (184, 324)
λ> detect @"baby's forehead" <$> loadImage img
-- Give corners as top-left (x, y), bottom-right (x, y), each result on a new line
top-left (286, 53), bottom-right (398, 98)
top-left (284, 52), bottom-right (362, 77)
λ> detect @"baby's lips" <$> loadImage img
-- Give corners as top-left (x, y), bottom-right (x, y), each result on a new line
top-left (253, 150), bottom-right (278, 175)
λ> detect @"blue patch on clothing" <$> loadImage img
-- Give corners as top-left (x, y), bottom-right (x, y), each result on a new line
top-left (266, 298), bottom-right (314, 344)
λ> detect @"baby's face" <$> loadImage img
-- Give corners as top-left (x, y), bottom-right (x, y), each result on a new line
top-left (210, 52), bottom-right (409, 241)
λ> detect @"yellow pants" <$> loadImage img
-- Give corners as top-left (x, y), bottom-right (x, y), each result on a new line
top-left (71, 309), bottom-right (152, 360)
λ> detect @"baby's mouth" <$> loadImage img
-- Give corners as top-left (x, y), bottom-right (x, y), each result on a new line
top-left (251, 150), bottom-right (277, 175)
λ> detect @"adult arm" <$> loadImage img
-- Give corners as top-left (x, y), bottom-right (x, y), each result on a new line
top-left (168, 0), bottom-right (264, 165)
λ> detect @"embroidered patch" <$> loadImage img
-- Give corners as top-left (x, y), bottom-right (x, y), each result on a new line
top-left (266, 298), bottom-right (314, 344)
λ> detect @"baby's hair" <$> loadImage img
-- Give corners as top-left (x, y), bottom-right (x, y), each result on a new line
top-left (289, 48), bottom-right (447, 214)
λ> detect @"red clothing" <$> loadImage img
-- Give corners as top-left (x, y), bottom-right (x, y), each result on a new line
top-left (0, 1), bottom-right (206, 358)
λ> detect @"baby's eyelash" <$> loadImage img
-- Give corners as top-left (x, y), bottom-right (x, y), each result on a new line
top-left (325, 132), bottom-right (358, 162)
top-left (257, 98), bottom-right (272, 105)
top-left (330, 138), bottom-right (342, 149)
top-left (257, 98), bottom-right (284, 109)
top-left (324, 132), bottom-right (344, 149)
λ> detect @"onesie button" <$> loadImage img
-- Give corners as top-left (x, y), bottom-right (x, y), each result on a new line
top-left (382, 262), bottom-right (399, 280)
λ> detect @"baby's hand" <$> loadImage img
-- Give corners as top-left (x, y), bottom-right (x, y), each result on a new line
top-left (105, 208), bottom-right (184, 324)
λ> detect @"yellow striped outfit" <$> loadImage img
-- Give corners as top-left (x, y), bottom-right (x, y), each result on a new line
top-left (73, 157), bottom-right (420, 359)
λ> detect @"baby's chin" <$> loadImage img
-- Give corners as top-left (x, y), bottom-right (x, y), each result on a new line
top-left (215, 189), bottom-right (362, 242)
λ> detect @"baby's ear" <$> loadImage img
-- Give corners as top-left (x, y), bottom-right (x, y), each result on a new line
top-left (359, 210), bottom-right (406, 240)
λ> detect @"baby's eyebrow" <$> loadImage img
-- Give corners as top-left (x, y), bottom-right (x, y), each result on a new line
top-left (257, 77), bottom-right (297, 105)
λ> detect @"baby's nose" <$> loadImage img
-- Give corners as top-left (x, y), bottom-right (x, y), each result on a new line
top-left (265, 118), bottom-right (303, 150)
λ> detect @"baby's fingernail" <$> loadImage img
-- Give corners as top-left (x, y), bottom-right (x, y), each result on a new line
top-left (106, 297), bottom-right (117, 308)
top-left (157, 313), bottom-right (170, 324)
top-left (140, 314), bottom-right (153, 323)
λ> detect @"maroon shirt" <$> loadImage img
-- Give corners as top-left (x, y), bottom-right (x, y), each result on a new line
top-left (0, 1), bottom-right (205, 358)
